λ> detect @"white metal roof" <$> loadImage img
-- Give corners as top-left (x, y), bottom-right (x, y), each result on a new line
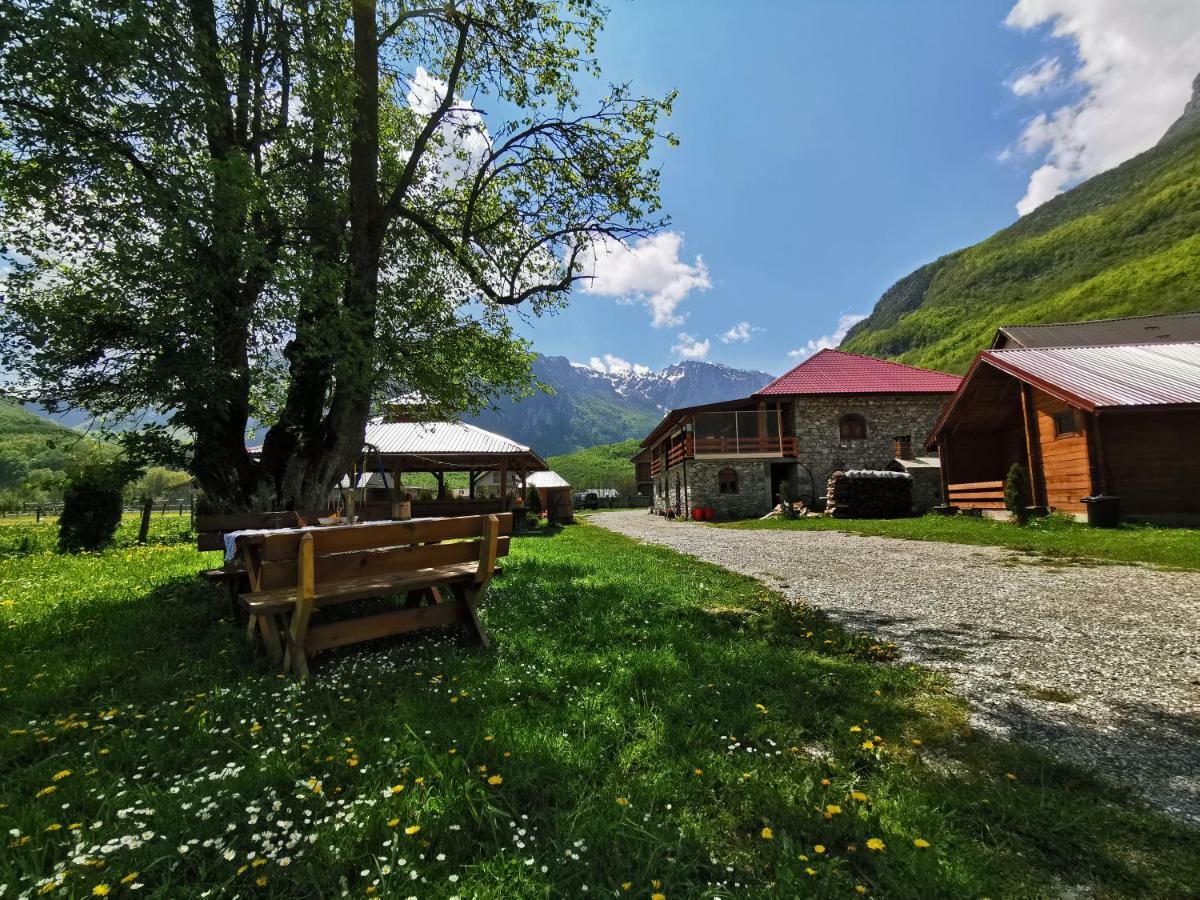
top-left (983, 342), bottom-right (1200, 410)
top-left (364, 421), bottom-right (533, 456)
top-left (527, 470), bottom-right (571, 489)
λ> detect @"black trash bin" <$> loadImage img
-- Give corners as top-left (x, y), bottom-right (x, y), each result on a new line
top-left (1081, 495), bottom-right (1121, 528)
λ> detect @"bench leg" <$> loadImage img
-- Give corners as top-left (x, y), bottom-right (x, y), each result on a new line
top-left (454, 583), bottom-right (491, 648)
top-left (260, 613), bottom-right (285, 665)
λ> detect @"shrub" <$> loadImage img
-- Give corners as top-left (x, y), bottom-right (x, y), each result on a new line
top-left (58, 456), bottom-right (141, 553)
top-left (1004, 462), bottom-right (1032, 525)
top-left (527, 485), bottom-right (542, 515)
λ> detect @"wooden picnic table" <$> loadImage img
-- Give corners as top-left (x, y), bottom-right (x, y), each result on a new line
top-left (234, 514), bottom-right (512, 678)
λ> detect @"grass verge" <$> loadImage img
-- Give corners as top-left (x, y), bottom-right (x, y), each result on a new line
top-left (724, 512), bottom-right (1200, 571)
top-left (0, 520), bottom-right (1196, 898)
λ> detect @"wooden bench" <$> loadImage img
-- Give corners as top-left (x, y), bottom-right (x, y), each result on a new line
top-left (236, 514), bottom-right (511, 678)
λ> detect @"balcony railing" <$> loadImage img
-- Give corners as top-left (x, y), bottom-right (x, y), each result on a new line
top-left (693, 435), bottom-right (798, 457)
top-left (650, 457), bottom-right (662, 476)
top-left (667, 436), bottom-right (693, 468)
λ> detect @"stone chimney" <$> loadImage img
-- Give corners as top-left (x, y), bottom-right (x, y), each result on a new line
top-left (893, 435), bottom-right (913, 460)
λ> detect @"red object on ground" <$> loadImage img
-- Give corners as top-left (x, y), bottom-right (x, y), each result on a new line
top-left (704, 507), bottom-right (716, 521)
top-left (691, 507), bottom-right (703, 521)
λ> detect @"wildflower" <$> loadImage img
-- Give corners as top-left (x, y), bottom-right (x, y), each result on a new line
top-left (861, 741), bottom-right (875, 750)
top-left (621, 883), bottom-right (632, 891)
top-left (388, 818), bottom-right (400, 828)
top-left (390, 784), bottom-right (404, 794)
top-left (825, 804), bottom-right (842, 816)
top-left (855, 887), bottom-right (867, 895)
top-left (760, 827), bottom-right (773, 840)
top-left (911, 739), bottom-right (922, 746)
top-left (45, 824), bottom-right (62, 832)
top-left (52, 770), bottom-right (71, 781)
top-left (256, 876), bottom-right (268, 887)
top-left (914, 838), bottom-right (931, 849)
top-left (121, 873), bottom-right (139, 885)
top-left (805, 867), bottom-right (817, 876)
top-left (866, 838), bottom-right (885, 852)
top-left (251, 859), bottom-right (267, 868)
top-left (484, 735), bottom-right (494, 742)
top-left (849, 725), bottom-right (862, 733)
top-left (755, 703), bottom-right (768, 714)
top-left (91, 887), bottom-right (111, 897)
top-left (487, 775), bottom-right (502, 786)
top-left (36, 786), bottom-right (56, 798)
top-left (615, 797), bottom-right (628, 806)
top-left (814, 844), bottom-right (825, 854)
top-left (651, 894), bottom-right (666, 900)
top-left (404, 825), bottom-right (421, 836)
top-left (1006, 772), bottom-right (1018, 781)
top-left (820, 778), bottom-right (830, 786)
top-left (693, 768), bottom-right (703, 776)
top-left (249, 722), bottom-right (262, 734)
top-left (851, 791), bottom-right (869, 802)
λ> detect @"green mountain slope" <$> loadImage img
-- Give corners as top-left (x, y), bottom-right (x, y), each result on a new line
top-left (546, 439), bottom-right (640, 492)
top-left (0, 399), bottom-right (73, 436)
top-left (841, 86), bottom-right (1200, 373)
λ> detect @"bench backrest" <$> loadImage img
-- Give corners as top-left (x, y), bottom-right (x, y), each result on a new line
top-left (241, 514), bottom-right (513, 592)
top-left (196, 511), bottom-right (303, 552)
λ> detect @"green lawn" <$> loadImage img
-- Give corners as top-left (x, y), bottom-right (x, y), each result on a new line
top-left (725, 513), bottom-right (1200, 572)
top-left (1, 520), bottom-right (1196, 898)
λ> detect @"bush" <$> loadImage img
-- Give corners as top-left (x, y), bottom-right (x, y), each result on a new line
top-left (58, 456), bottom-right (141, 553)
top-left (526, 485), bottom-right (542, 515)
top-left (1004, 462), bottom-right (1032, 525)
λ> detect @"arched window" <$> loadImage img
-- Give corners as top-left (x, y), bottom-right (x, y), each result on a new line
top-left (718, 467), bottom-right (739, 494)
top-left (839, 413), bottom-right (867, 440)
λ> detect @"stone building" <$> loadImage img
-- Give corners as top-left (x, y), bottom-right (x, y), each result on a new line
top-left (636, 349), bottom-right (961, 519)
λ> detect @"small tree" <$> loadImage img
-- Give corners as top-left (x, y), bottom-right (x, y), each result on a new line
top-left (1004, 462), bottom-right (1032, 526)
top-left (59, 466), bottom-right (127, 553)
top-left (779, 479), bottom-right (797, 520)
top-left (527, 485), bottom-right (543, 516)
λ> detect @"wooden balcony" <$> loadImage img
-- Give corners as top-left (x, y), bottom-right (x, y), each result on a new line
top-left (650, 457), bottom-right (662, 476)
top-left (947, 480), bottom-right (1005, 510)
top-left (693, 435), bottom-right (798, 457)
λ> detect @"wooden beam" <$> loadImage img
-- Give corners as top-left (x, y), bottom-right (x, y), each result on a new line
top-left (1019, 383), bottom-right (1047, 507)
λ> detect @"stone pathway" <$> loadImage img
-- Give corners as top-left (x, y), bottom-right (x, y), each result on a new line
top-left (590, 510), bottom-right (1200, 825)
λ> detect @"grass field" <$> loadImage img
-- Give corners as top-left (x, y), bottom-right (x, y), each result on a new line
top-left (726, 513), bottom-right (1200, 572)
top-left (1, 519), bottom-right (1197, 898)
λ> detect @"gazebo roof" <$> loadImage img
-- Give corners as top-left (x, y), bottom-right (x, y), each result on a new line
top-left (364, 421), bottom-right (547, 472)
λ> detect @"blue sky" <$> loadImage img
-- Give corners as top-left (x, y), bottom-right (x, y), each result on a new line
top-left (512, 0), bottom-right (1200, 377)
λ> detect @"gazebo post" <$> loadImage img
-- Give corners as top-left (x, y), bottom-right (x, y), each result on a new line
top-left (499, 462), bottom-right (508, 511)
top-left (468, 469), bottom-right (476, 500)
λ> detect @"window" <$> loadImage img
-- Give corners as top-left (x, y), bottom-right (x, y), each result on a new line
top-left (839, 413), bottom-right (868, 440)
top-left (718, 467), bottom-right (739, 494)
top-left (1052, 410), bottom-right (1077, 437)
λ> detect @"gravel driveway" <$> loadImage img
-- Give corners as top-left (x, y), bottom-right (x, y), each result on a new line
top-left (590, 510), bottom-right (1200, 825)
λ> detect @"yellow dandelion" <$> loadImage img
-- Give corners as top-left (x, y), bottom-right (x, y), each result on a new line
top-left (621, 883), bottom-right (632, 891)
top-left (820, 778), bottom-right (830, 786)
top-left (814, 844), bottom-right (826, 854)
top-left (866, 837), bottom-right (886, 852)
top-left (861, 741), bottom-right (875, 751)
top-left (1006, 772), bottom-right (1018, 781)
top-left (52, 770), bottom-right (71, 781)
top-left (825, 804), bottom-right (842, 816)
top-left (45, 823), bottom-right (62, 832)
top-left (36, 786), bottom-right (56, 798)
top-left (415, 777), bottom-right (425, 785)
top-left (849, 725), bottom-right (862, 733)
top-left (237, 865), bottom-right (248, 876)
top-left (249, 722), bottom-right (262, 734)
top-left (911, 739), bottom-right (923, 746)
top-left (616, 797), bottom-right (628, 806)
top-left (388, 818), bottom-right (400, 828)
top-left (693, 768), bottom-right (703, 776)
top-left (651, 894), bottom-right (666, 900)
top-left (805, 867), bottom-right (817, 876)
top-left (914, 838), bottom-right (931, 849)
top-left (447, 748), bottom-right (457, 755)
top-left (487, 775), bottom-right (503, 786)
top-left (484, 734), bottom-right (494, 742)
top-left (855, 887), bottom-right (867, 895)
top-left (390, 784), bottom-right (404, 794)
top-left (761, 826), bottom-right (774, 840)
top-left (251, 859), bottom-right (267, 868)
top-left (91, 887), bottom-right (110, 897)
top-left (98, 748), bottom-right (110, 755)
top-left (851, 791), bottom-right (869, 802)
top-left (405, 825), bottom-right (421, 835)
top-left (256, 875), bottom-right (268, 887)
top-left (503, 751), bottom-right (511, 758)
top-left (120, 873), bottom-right (138, 885)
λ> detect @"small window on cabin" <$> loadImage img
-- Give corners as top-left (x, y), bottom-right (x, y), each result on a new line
top-left (718, 467), bottom-right (739, 494)
top-left (1052, 410), bottom-right (1077, 437)
top-left (839, 413), bottom-right (868, 440)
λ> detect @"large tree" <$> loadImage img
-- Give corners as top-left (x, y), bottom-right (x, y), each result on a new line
top-left (0, 0), bottom-right (671, 509)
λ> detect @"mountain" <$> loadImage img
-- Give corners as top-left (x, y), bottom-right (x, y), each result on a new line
top-left (0, 398), bottom-right (75, 436)
top-left (465, 355), bottom-right (775, 456)
top-left (841, 73), bottom-right (1200, 373)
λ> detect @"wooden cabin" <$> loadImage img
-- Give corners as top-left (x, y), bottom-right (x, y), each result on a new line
top-left (526, 470), bottom-right (574, 523)
top-left (930, 343), bottom-right (1200, 522)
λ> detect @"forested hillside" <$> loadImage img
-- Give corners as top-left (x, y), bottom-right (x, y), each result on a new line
top-left (546, 439), bottom-right (640, 492)
top-left (842, 77), bottom-right (1200, 372)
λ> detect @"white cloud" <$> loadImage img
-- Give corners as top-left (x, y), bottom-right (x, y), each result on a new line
top-left (671, 332), bottom-right (711, 361)
top-left (406, 66), bottom-right (491, 183)
top-left (719, 321), bottom-right (755, 343)
top-left (1009, 56), bottom-right (1063, 96)
top-left (582, 232), bottom-right (711, 328)
top-left (787, 313), bottom-right (867, 360)
top-left (584, 353), bottom-right (652, 377)
top-left (1004, 0), bottom-right (1200, 215)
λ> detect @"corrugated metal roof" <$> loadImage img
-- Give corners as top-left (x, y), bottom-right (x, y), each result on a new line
top-left (527, 470), bottom-right (570, 489)
top-left (983, 342), bottom-right (1200, 409)
top-left (756, 349), bottom-right (961, 396)
top-left (993, 311), bottom-right (1200, 349)
top-left (365, 421), bottom-right (533, 456)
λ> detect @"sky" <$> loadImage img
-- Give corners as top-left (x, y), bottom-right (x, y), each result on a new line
top-left (513, 0), bottom-right (1200, 377)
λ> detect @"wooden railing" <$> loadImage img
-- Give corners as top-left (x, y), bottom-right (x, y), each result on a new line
top-left (947, 481), bottom-right (1006, 510)
top-left (693, 435), bottom-right (798, 457)
top-left (650, 457), bottom-right (662, 476)
top-left (667, 436), bottom-right (694, 469)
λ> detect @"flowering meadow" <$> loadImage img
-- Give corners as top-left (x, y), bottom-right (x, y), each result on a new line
top-left (0, 519), bottom-right (1196, 898)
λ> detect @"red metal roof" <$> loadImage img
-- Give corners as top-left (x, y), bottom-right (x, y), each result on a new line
top-left (755, 349), bottom-right (961, 396)
top-left (981, 342), bottom-right (1200, 410)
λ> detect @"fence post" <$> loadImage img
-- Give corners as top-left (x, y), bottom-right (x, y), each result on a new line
top-left (138, 498), bottom-right (153, 545)
top-left (36, 506), bottom-right (42, 523)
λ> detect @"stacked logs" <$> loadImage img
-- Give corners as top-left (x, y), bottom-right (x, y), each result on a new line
top-left (826, 469), bottom-right (913, 519)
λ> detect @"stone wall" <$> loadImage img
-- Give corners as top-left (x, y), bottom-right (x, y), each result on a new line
top-left (654, 458), bottom-right (773, 519)
top-left (792, 394), bottom-right (949, 496)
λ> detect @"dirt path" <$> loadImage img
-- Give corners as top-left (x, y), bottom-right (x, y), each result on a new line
top-left (590, 510), bottom-right (1200, 825)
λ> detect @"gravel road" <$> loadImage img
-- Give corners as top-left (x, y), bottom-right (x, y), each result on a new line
top-left (590, 510), bottom-right (1200, 825)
